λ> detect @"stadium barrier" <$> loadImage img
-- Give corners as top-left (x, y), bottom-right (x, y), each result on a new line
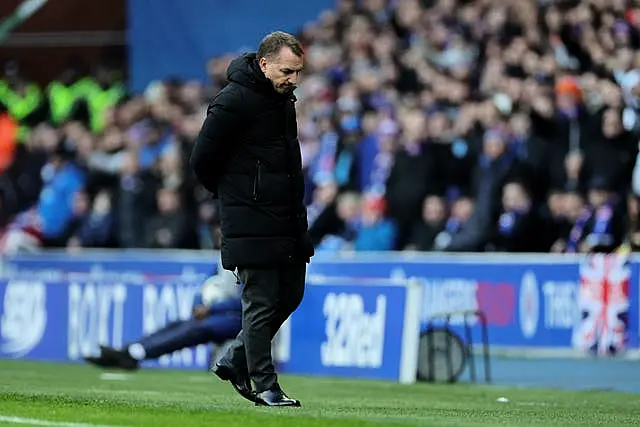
top-left (0, 250), bottom-right (637, 383)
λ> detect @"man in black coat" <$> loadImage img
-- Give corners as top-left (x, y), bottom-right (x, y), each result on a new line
top-left (190, 31), bottom-right (314, 407)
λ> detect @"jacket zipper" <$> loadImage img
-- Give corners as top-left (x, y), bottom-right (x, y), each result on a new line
top-left (253, 160), bottom-right (262, 200)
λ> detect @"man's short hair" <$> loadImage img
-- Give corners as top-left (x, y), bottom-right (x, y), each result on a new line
top-left (257, 31), bottom-right (304, 60)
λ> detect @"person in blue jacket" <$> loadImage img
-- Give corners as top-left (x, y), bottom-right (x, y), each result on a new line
top-left (38, 138), bottom-right (86, 245)
top-left (84, 262), bottom-right (242, 371)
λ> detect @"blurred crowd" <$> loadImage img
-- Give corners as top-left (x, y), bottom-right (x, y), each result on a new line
top-left (3, 0), bottom-right (640, 255)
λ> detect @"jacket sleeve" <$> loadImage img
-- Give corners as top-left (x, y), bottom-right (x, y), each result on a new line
top-left (190, 87), bottom-right (245, 196)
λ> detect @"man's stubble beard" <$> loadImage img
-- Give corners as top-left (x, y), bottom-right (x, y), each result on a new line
top-left (276, 83), bottom-right (296, 94)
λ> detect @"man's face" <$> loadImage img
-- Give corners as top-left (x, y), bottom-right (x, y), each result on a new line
top-left (502, 183), bottom-right (529, 211)
top-left (588, 189), bottom-right (609, 208)
top-left (452, 198), bottom-right (474, 223)
top-left (483, 134), bottom-right (506, 160)
top-left (422, 196), bottom-right (445, 225)
top-left (259, 47), bottom-right (304, 94)
top-left (564, 193), bottom-right (584, 221)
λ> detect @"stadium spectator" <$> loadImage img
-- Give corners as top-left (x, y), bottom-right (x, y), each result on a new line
top-left (67, 189), bottom-right (116, 250)
top-left (353, 195), bottom-right (397, 250)
top-left (37, 138), bottom-right (86, 246)
top-left (57, 189), bottom-right (91, 248)
top-left (433, 195), bottom-right (475, 251)
top-left (144, 187), bottom-right (198, 250)
top-left (547, 189), bottom-right (587, 253)
top-left (3, 0), bottom-right (640, 254)
top-left (311, 191), bottom-right (361, 249)
top-left (404, 195), bottom-right (447, 251)
top-left (566, 175), bottom-right (627, 253)
top-left (486, 181), bottom-right (545, 252)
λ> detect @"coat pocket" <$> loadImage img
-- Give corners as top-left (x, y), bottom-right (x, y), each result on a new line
top-left (252, 160), bottom-right (262, 201)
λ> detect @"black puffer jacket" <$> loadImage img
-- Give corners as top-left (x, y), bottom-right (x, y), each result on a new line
top-left (190, 53), bottom-right (314, 270)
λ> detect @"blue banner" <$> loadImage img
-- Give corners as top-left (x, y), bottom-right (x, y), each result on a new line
top-left (0, 251), bottom-right (216, 369)
top-left (0, 275), bottom-right (210, 370)
top-left (0, 251), bottom-right (637, 379)
top-left (278, 278), bottom-right (422, 383)
top-left (308, 253), bottom-right (639, 353)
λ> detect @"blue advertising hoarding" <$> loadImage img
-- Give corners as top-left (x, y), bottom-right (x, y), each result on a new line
top-left (278, 276), bottom-right (422, 383)
top-left (0, 251), bottom-right (637, 382)
top-left (308, 252), bottom-right (639, 352)
top-left (0, 250), bottom-right (217, 369)
top-left (0, 272), bottom-right (211, 370)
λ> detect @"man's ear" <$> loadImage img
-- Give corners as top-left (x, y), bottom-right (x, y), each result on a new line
top-left (258, 57), bottom-right (267, 72)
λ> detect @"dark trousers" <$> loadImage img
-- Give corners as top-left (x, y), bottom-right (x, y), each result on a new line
top-left (138, 314), bottom-right (242, 360)
top-left (221, 263), bottom-right (306, 393)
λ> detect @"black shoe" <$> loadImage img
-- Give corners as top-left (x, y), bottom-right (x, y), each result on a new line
top-left (255, 386), bottom-right (301, 407)
top-left (84, 346), bottom-right (139, 371)
top-left (211, 362), bottom-right (256, 403)
top-left (84, 350), bottom-right (119, 369)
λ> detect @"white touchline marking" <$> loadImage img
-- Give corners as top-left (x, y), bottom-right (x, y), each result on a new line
top-left (91, 389), bottom-right (161, 396)
top-left (99, 373), bottom-right (130, 381)
top-left (0, 415), bottom-right (126, 427)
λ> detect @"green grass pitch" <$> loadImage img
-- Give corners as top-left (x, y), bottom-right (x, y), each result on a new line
top-left (0, 360), bottom-right (639, 426)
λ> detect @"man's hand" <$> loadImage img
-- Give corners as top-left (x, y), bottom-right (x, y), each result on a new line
top-left (192, 304), bottom-right (209, 320)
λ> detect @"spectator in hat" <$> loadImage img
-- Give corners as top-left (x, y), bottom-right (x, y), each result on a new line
top-left (533, 75), bottom-right (598, 192)
top-left (353, 195), bottom-right (397, 251)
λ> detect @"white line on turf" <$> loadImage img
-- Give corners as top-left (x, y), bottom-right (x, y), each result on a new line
top-left (0, 415), bottom-right (125, 427)
top-left (90, 389), bottom-right (162, 396)
top-left (98, 373), bottom-right (130, 381)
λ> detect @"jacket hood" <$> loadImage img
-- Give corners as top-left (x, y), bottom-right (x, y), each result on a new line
top-left (227, 52), bottom-right (277, 96)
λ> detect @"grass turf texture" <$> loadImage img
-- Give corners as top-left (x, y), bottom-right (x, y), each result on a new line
top-left (0, 360), bottom-right (639, 426)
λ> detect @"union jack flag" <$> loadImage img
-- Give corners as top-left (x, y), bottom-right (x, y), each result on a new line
top-left (574, 253), bottom-right (630, 355)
